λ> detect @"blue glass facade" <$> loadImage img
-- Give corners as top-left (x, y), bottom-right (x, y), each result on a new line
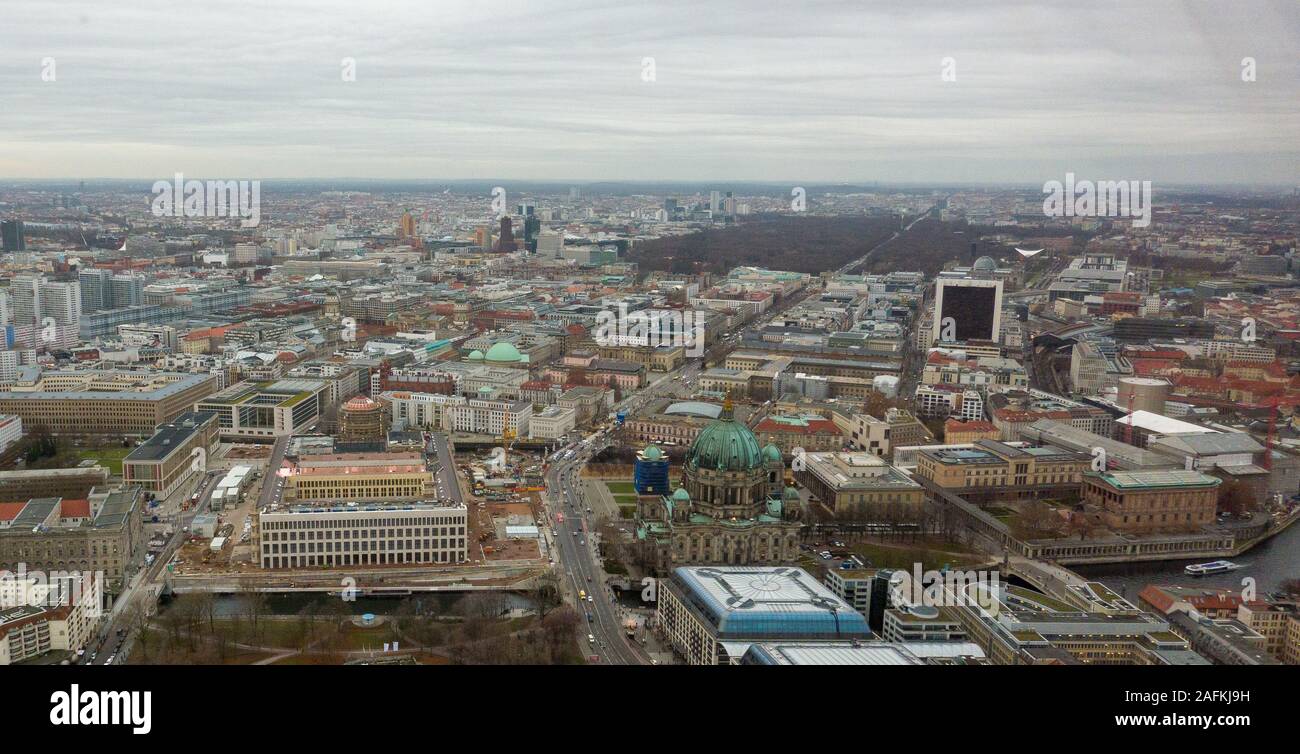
top-left (634, 457), bottom-right (670, 495)
top-left (673, 567), bottom-right (872, 640)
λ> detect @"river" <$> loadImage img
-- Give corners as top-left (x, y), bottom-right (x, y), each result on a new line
top-left (1075, 518), bottom-right (1300, 604)
top-left (162, 591), bottom-right (539, 618)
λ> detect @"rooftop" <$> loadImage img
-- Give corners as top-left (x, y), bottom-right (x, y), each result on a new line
top-left (1089, 470), bottom-right (1222, 490)
top-left (672, 566), bottom-right (871, 638)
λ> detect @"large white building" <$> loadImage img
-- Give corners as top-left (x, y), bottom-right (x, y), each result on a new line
top-left (384, 391), bottom-right (463, 431)
top-left (528, 405), bottom-right (576, 440)
top-left (447, 396), bottom-right (531, 437)
top-left (258, 501), bottom-right (468, 569)
top-left (194, 379), bottom-right (329, 440)
top-left (0, 570), bottom-right (102, 665)
top-left (657, 566), bottom-right (871, 665)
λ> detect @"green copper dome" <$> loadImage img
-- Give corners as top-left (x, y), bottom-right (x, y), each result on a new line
top-left (467, 349), bottom-right (484, 360)
top-left (671, 487), bottom-right (691, 502)
top-left (485, 342), bottom-right (523, 363)
top-left (642, 444), bottom-right (663, 460)
top-left (688, 413), bottom-right (764, 472)
top-left (762, 443), bottom-right (782, 463)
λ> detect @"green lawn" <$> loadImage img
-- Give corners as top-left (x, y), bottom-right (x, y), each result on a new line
top-left (78, 447), bottom-right (133, 475)
top-left (604, 481), bottom-right (637, 495)
top-left (848, 542), bottom-right (982, 572)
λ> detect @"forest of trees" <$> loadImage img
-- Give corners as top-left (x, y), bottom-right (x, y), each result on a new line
top-left (628, 215), bottom-right (899, 275)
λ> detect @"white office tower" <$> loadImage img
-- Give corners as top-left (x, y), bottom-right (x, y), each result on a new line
top-left (536, 231), bottom-right (563, 258)
top-left (710, 190), bottom-right (721, 213)
top-left (11, 274), bottom-right (41, 326)
top-left (0, 349), bottom-right (36, 381)
top-left (234, 243), bottom-right (260, 264)
top-left (40, 280), bottom-right (82, 326)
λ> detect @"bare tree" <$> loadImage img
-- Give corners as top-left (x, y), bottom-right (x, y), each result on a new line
top-left (237, 592), bottom-right (269, 645)
top-left (531, 570), bottom-right (563, 620)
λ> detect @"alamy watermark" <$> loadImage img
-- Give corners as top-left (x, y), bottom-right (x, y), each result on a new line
top-left (151, 173), bottom-right (261, 228)
top-left (0, 564), bottom-right (104, 618)
top-left (593, 303), bottom-right (705, 357)
top-left (1042, 172), bottom-right (1151, 228)
top-left (890, 564), bottom-right (1001, 613)
top-left (50, 684), bottom-right (151, 735)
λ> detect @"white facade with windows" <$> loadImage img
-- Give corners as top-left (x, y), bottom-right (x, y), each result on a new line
top-left (258, 502), bottom-right (467, 569)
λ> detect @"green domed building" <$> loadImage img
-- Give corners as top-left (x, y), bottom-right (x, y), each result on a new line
top-left (636, 399), bottom-right (801, 569)
top-left (484, 342), bottom-right (523, 364)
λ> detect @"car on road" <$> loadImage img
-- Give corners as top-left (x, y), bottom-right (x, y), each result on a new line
top-left (587, 595), bottom-right (594, 603)
top-left (587, 634), bottom-right (595, 644)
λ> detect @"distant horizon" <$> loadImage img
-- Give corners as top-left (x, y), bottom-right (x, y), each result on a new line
top-left (2, 1), bottom-right (1296, 185)
top-left (1, 177), bottom-right (1295, 193)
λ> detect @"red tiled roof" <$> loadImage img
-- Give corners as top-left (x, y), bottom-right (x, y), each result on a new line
top-left (754, 418), bottom-right (839, 435)
top-left (59, 499), bottom-right (90, 519)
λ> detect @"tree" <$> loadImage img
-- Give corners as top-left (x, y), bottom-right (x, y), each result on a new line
top-left (1018, 501), bottom-right (1064, 539)
top-left (531, 569), bottom-right (563, 620)
top-left (237, 592), bottom-right (270, 645)
top-left (127, 601), bottom-right (154, 662)
top-left (862, 391), bottom-right (905, 420)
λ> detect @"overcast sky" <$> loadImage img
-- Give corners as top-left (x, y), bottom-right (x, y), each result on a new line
top-left (1, 0), bottom-right (1297, 185)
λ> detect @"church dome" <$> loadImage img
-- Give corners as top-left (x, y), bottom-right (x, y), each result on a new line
top-left (485, 342), bottom-right (523, 363)
top-left (343, 395), bottom-right (379, 412)
top-left (762, 443), bottom-right (782, 463)
top-left (642, 444), bottom-right (663, 461)
top-left (688, 410), bottom-right (764, 472)
top-left (671, 487), bottom-right (690, 503)
top-left (466, 349), bottom-right (484, 361)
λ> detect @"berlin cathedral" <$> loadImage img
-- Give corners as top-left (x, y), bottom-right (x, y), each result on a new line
top-left (635, 400), bottom-right (802, 571)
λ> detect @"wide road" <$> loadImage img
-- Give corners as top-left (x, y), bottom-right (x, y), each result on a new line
top-left (89, 468), bottom-right (223, 664)
top-left (426, 432), bottom-right (464, 504)
top-left (837, 205), bottom-right (935, 276)
top-left (545, 442), bottom-right (644, 665)
top-left (257, 435), bottom-right (290, 509)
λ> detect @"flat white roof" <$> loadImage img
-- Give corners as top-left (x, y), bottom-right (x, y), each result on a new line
top-left (1117, 410), bottom-right (1215, 435)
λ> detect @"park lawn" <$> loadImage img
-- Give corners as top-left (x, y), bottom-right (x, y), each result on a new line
top-left (337, 624), bottom-right (404, 652)
top-left (78, 446), bottom-right (133, 475)
top-left (604, 481), bottom-right (637, 495)
top-left (848, 541), bottom-right (983, 572)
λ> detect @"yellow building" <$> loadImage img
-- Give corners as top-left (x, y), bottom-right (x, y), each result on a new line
top-left (914, 439), bottom-right (1088, 494)
top-left (282, 452), bottom-right (434, 501)
top-left (1083, 470), bottom-right (1220, 534)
